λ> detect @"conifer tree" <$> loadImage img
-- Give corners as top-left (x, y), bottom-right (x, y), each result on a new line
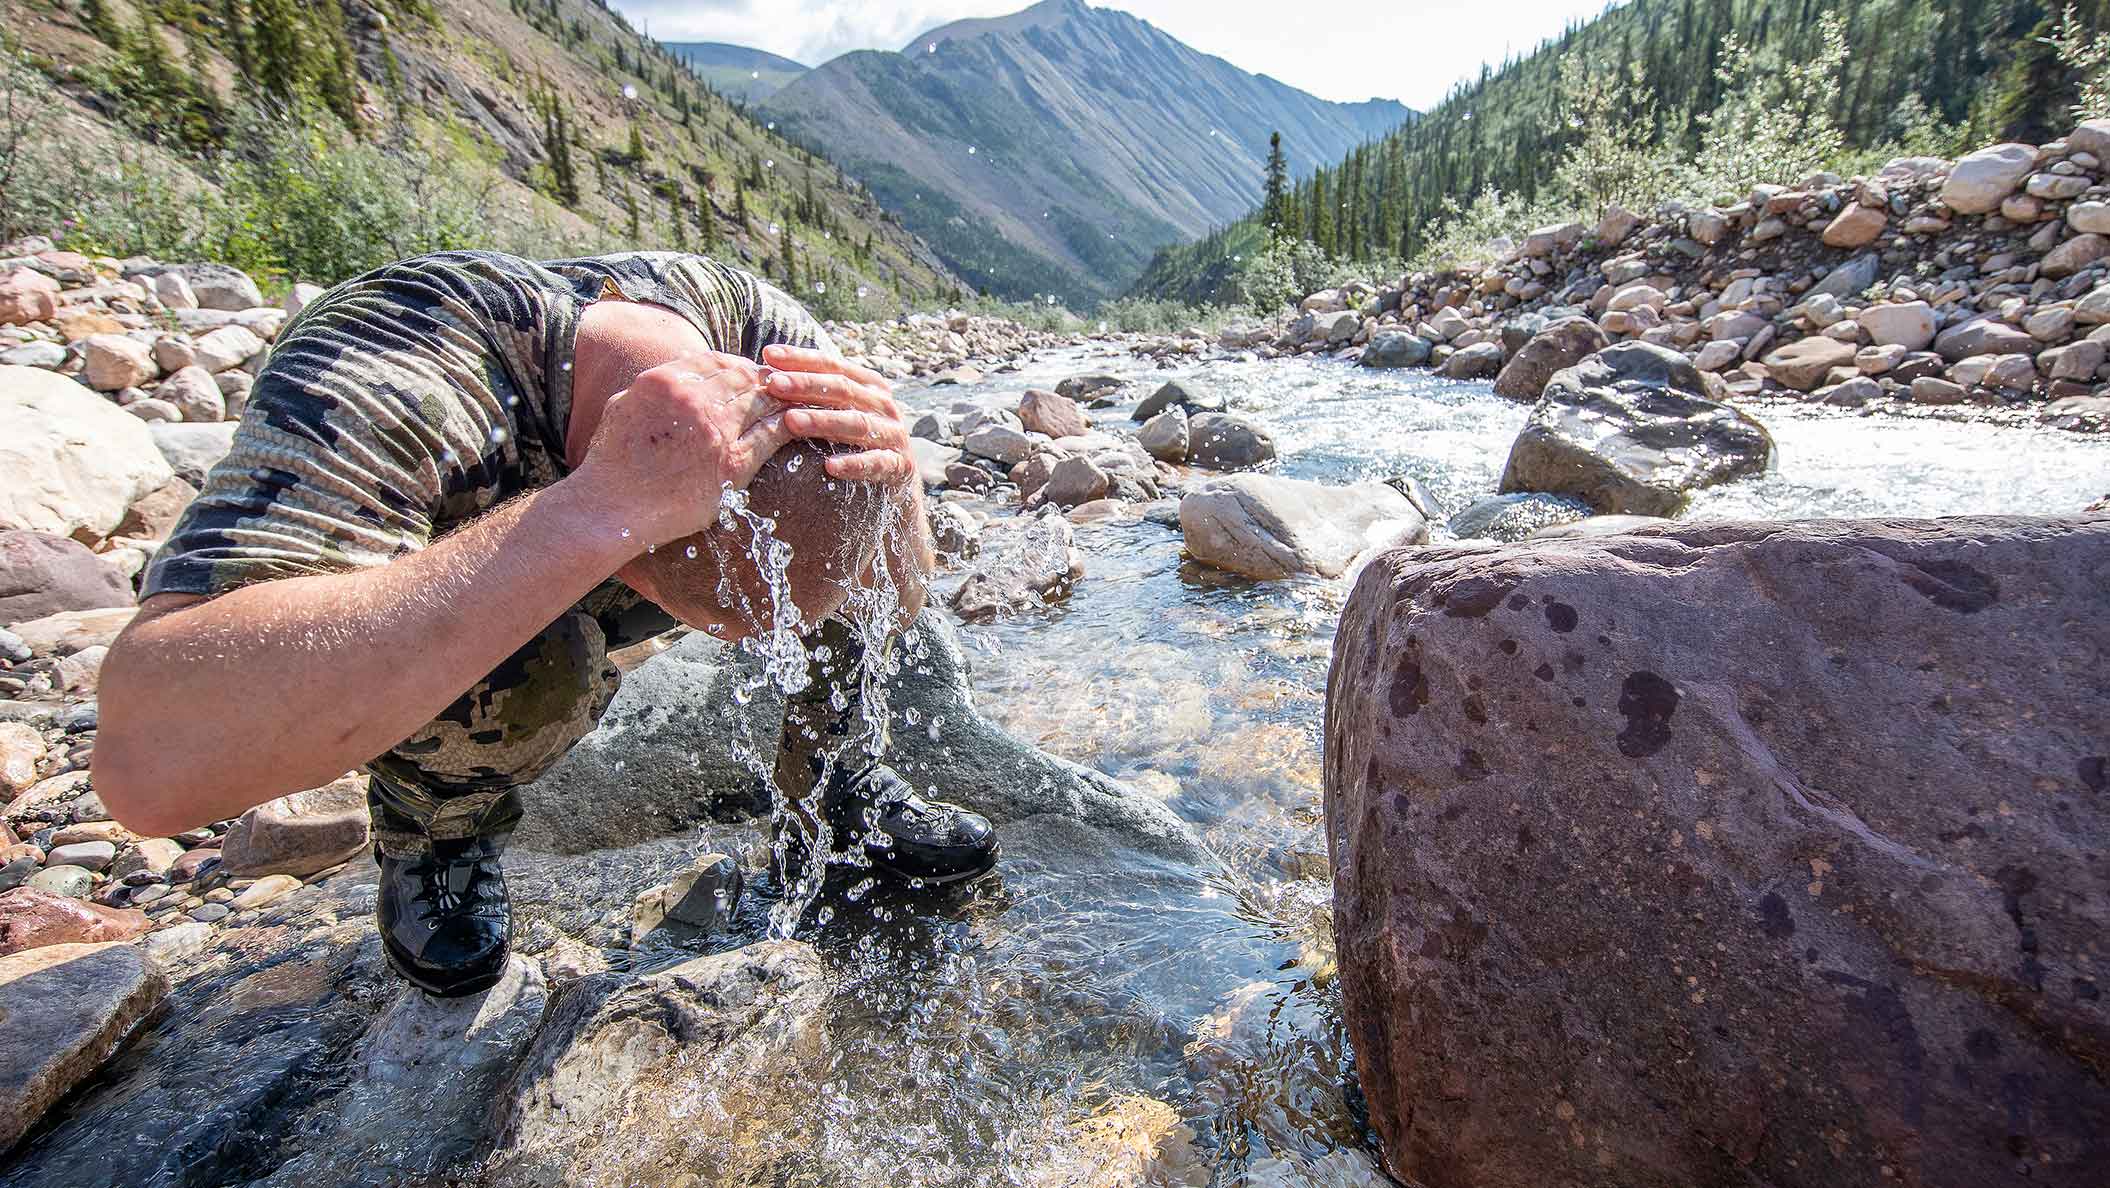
top-left (1260, 131), bottom-right (1288, 237)
top-left (696, 192), bottom-right (718, 248)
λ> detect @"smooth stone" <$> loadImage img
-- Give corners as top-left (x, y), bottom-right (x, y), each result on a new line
top-left (1446, 493), bottom-right (1592, 542)
top-left (44, 840), bottom-right (115, 872)
top-left (1179, 475), bottom-right (1429, 580)
top-left (0, 885), bottom-right (150, 952)
top-left (219, 774), bottom-right (370, 878)
top-left (0, 942), bottom-right (168, 1151)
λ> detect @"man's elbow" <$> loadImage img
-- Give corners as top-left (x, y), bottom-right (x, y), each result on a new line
top-left (90, 663), bottom-right (199, 837)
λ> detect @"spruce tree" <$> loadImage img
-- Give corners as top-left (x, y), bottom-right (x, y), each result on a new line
top-left (696, 193), bottom-right (718, 248)
top-left (1260, 131), bottom-right (1288, 238)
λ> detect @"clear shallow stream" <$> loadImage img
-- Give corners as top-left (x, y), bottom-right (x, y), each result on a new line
top-left (811, 344), bottom-right (2108, 1186)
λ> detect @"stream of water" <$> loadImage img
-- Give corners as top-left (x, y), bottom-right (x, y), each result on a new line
top-left (783, 344), bottom-right (2107, 1187)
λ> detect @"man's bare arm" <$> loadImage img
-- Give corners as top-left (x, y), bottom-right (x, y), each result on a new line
top-left (94, 354), bottom-right (801, 837)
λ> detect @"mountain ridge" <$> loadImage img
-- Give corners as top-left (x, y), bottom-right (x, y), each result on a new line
top-left (759, 0), bottom-right (1410, 304)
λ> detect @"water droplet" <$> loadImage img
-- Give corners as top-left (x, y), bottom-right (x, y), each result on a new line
top-left (751, 70), bottom-right (759, 79)
top-left (487, 425), bottom-right (509, 447)
top-left (621, 84), bottom-right (637, 100)
top-left (927, 42), bottom-right (935, 52)
top-left (560, 360), bottom-right (573, 372)
top-left (856, 286), bottom-right (869, 298)
top-left (785, 454), bottom-right (803, 473)
top-left (764, 159), bottom-right (774, 169)
top-left (685, 544), bottom-right (698, 559)
top-left (619, 527), bottom-right (632, 539)
top-left (646, 543), bottom-right (656, 554)
top-left (967, 146), bottom-right (976, 155)
top-left (813, 282), bottom-right (826, 294)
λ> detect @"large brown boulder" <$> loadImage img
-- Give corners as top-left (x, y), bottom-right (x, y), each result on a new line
top-left (1499, 342), bottom-right (1773, 515)
top-left (1491, 316), bottom-right (1608, 401)
top-left (1324, 517), bottom-right (2110, 1188)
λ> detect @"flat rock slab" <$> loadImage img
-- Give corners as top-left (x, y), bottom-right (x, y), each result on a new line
top-left (0, 942), bottom-right (168, 1152)
top-left (1325, 516), bottom-right (2110, 1187)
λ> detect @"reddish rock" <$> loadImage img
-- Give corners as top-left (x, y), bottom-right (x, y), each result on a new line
top-left (1491, 317), bottom-right (1608, 401)
top-left (168, 845), bottom-right (221, 883)
top-left (1017, 388), bottom-right (1088, 439)
top-left (0, 887), bottom-right (151, 955)
top-left (0, 268), bottom-right (59, 326)
top-left (220, 775), bottom-right (370, 878)
top-left (1326, 517), bottom-right (2110, 1188)
top-left (0, 530), bottom-right (136, 623)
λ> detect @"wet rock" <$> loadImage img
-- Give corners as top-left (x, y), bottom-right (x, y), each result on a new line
top-left (220, 774), bottom-right (370, 879)
top-left (908, 438), bottom-right (961, 488)
top-left (1185, 413), bottom-right (1276, 471)
top-left (1019, 388), bottom-right (1088, 439)
top-left (0, 531), bottom-right (133, 624)
top-left (0, 886), bottom-right (150, 953)
top-left (513, 609), bottom-right (1203, 861)
top-left (1056, 374), bottom-right (1126, 404)
top-left (110, 837), bottom-right (183, 880)
top-left (0, 365), bottom-right (174, 541)
top-left (251, 956), bottom-right (548, 1187)
top-left (1132, 379), bottom-right (1223, 421)
top-left (1022, 1096), bottom-right (1208, 1188)
top-left (1180, 475), bottom-right (1428, 580)
top-left (927, 502), bottom-right (980, 562)
top-left (1327, 516), bottom-right (2110, 1188)
top-left (1042, 455), bottom-right (1112, 509)
top-left (629, 852), bottom-right (741, 943)
top-left (0, 942), bottom-right (168, 1151)
top-left (1446, 493), bottom-right (1591, 542)
top-left (1491, 317), bottom-right (1607, 401)
top-left (147, 421), bottom-right (237, 487)
top-left (1359, 331), bottom-right (1433, 370)
top-left (964, 423), bottom-right (1047, 467)
top-left (229, 874), bottom-right (302, 912)
top-left (1137, 407), bottom-right (1189, 463)
top-left (1499, 342), bottom-right (1774, 516)
top-left (487, 941), bottom-right (827, 1185)
top-left (951, 508), bottom-right (1084, 620)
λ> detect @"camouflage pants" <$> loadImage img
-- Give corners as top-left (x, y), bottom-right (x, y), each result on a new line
top-left (365, 600), bottom-right (877, 856)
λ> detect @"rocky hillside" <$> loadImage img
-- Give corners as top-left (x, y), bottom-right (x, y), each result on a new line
top-left (758, 0), bottom-right (1409, 305)
top-left (7, 0), bottom-right (961, 306)
top-left (663, 41), bottom-right (808, 105)
top-left (1204, 127), bottom-right (2110, 439)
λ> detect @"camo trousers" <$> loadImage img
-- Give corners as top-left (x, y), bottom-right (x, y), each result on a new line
top-left (365, 603), bottom-right (878, 856)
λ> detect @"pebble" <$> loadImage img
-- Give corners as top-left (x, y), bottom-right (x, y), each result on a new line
top-left (45, 840), bottom-right (116, 872)
top-left (202, 887), bottom-right (234, 905)
top-left (26, 865), bottom-right (93, 899)
top-left (228, 873), bottom-right (301, 911)
top-left (188, 903), bottom-right (230, 923)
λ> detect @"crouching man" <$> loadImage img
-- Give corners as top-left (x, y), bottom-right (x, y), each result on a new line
top-left (90, 251), bottom-right (998, 997)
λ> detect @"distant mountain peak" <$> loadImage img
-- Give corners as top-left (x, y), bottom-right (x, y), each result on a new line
top-left (906, 0), bottom-right (1091, 53)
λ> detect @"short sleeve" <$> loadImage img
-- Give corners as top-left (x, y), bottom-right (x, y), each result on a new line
top-left (143, 258), bottom-right (541, 598)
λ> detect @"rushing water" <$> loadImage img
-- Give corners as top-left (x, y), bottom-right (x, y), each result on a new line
top-left (801, 344), bottom-right (2107, 1186)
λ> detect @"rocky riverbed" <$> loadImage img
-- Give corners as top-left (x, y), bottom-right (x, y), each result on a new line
top-left (3, 211), bottom-right (2109, 1185)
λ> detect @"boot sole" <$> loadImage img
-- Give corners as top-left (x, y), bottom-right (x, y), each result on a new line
top-left (775, 838), bottom-right (1001, 889)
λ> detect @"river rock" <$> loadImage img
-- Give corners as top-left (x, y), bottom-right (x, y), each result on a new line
top-left (2043, 232), bottom-right (2110, 279)
top-left (1438, 341), bottom-right (1504, 379)
top-left (148, 421), bottom-right (237, 487)
top-left (0, 942), bottom-right (168, 1151)
top-left (963, 424), bottom-right (1045, 467)
top-left (1137, 407), bottom-right (1189, 463)
top-left (1132, 379), bottom-right (1223, 422)
top-left (1934, 314), bottom-right (2036, 362)
top-left (1806, 253), bottom-right (1880, 302)
top-left (1761, 335), bottom-right (1858, 391)
top-left (171, 263), bottom-right (263, 312)
top-left (0, 886), bottom-right (150, 953)
top-left (24, 865), bottom-right (93, 900)
top-left (1055, 374), bottom-right (1125, 403)
top-left (1185, 413), bottom-right (1276, 470)
top-left (1179, 475), bottom-right (1428, 580)
top-left (0, 269), bottom-right (59, 326)
top-left (1499, 342), bottom-right (1773, 516)
top-left (0, 723), bottom-right (42, 798)
top-left (80, 335), bottom-right (155, 391)
top-left (950, 508), bottom-right (1084, 620)
top-left (1018, 389), bottom-right (1088, 439)
top-left (1858, 301), bottom-right (1937, 350)
top-left (219, 774), bottom-right (370, 879)
top-left (908, 438), bottom-right (961, 488)
top-left (1325, 516), bottom-right (2110, 1188)
top-left (1445, 493), bottom-right (1592, 542)
top-left (1, 365), bottom-right (174, 542)
top-left (512, 609), bottom-right (1202, 861)
top-left (1492, 317), bottom-right (1607, 401)
top-left (46, 840), bottom-right (114, 872)
top-left (1940, 143), bottom-right (2038, 214)
top-left (6, 606), bottom-right (135, 657)
top-left (155, 365), bottom-right (224, 422)
top-left (1042, 455), bottom-right (1112, 509)
top-left (0, 530), bottom-right (133, 623)
top-left (1360, 330), bottom-right (1433, 369)
top-left (1820, 202), bottom-right (1886, 247)
top-left (1527, 513), bottom-right (1675, 539)
top-left (487, 941), bottom-right (826, 1186)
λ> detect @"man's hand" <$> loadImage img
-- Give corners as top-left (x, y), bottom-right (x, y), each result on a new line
top-left (760, 344), bottom-right (917, 485)
top-left (567, 352), bottom-right (795, 548)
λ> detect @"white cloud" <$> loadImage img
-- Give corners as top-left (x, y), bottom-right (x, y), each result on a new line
top-left (614, 0), bottom-right (1619, 108)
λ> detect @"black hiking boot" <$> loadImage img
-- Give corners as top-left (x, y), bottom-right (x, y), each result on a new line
top-left (776, 762), bottom-right (998, 886)
top-left (376, 835), bottom-right (513, 998)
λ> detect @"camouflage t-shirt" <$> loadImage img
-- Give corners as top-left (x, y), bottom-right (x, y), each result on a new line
top-left (144, 250), bottom-right (831, 619)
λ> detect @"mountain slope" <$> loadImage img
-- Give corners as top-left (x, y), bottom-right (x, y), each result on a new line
top-left (7, 0), bottom-right (960, 309)
top-left (758, 0), bottom-right (1409, 304)
top-left (1136, 0), bottom-right (2110, 305)
top-left (663, 41), bottom-right (809, 104)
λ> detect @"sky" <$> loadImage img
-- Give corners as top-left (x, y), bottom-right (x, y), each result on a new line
top-left (612, 0), bottom-right (1623, 108)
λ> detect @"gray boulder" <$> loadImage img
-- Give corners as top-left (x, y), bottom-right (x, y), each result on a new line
top-left (1326, 516), bottom-right (2110, 1188)
top-left (1499, 342), bottom-right (1774, 515)
top-left (0, 531), bottom-right (134, 623)
top-left (147, 422), bottom-right (237, 487)
top-left (1132, 379), bottom-right (1225, 422)
top-left (1359, 331), bottom-right (1433, 370)
top-left (1445, 493), bottom-right (1592, 542)
top-left (1185, 413), bottom-right (1276, 471)
top-left (1806, 252), bottom-right (1881, 302)
top-left (1438, 341), bottom-right (1505, 380)
top-left (1136, 407), bottom-right (1190, 463)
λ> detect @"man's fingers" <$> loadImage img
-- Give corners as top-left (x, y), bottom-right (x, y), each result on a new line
top-left (822, 448), bottom-right (914, 485)
top-left (730, 412), bottom-right (795, 482)
top-left (783, 407), bottom-right (907, 449)
top-left (762, 369), bottom-right (895, 416)
top-left (761, 344), bottom-right (887, 390)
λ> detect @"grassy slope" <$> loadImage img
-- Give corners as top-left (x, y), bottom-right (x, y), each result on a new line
top-left (14, 0), bottom-right (962, 307)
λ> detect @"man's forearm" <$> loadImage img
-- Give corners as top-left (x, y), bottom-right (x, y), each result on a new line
top-left (95, 479), bottom-right (638, 835)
